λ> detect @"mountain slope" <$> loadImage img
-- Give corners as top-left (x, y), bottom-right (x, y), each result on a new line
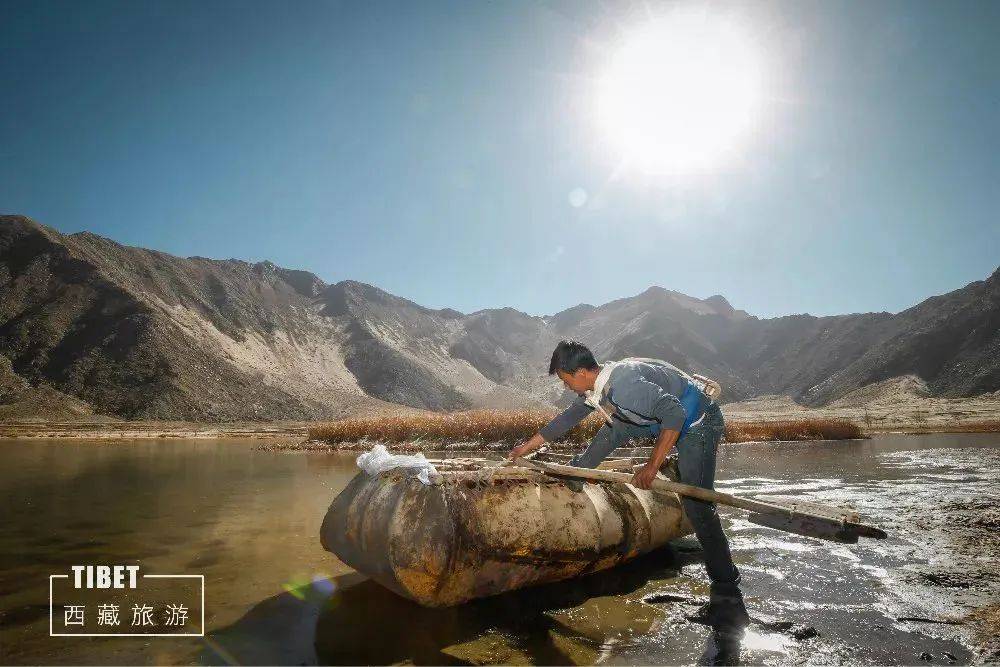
top-left (0, 215), bottom-right (996, 420)
top-left (801, 268), bottom-right (1000, 404)
top-left (0, 217), bottom-right (385, 419)
top-left (0, 216), bottom-right (549, 418)
top-left (318, 281), bottom-right (549, 411)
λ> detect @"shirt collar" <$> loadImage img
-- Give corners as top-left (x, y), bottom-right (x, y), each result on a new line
top-left (583, 361), bottom-right (618, 409)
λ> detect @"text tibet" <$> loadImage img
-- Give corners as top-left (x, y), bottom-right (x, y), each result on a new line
top-left (71, 565), bottom-right (140, 589)
top-left (62, 603), bottom-right (189, 628)
top-left (53, 565), bottom-right (201, 636)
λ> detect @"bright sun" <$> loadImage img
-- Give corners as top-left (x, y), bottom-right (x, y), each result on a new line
top-left (596, 12), bottom-right (764, 175)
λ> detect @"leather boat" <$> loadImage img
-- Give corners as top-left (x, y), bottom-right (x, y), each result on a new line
top-left (319, 456), bottom-right (692, 607)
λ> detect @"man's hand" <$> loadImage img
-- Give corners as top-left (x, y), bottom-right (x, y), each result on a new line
top-left (508, 433), bottom-right (545, 461)
top-left (630, 427), bottom-right (680, 489)
top-left (631, 462), bottom-right (659, 490)
top-left (508, 441), bottom-right (534, 460)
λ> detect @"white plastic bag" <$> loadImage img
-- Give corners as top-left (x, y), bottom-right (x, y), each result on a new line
top-left (356, 444), bottom-right (437, 485)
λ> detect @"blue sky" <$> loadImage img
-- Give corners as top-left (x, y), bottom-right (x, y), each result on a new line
top-left (2, 0), bottom-right (997, 318)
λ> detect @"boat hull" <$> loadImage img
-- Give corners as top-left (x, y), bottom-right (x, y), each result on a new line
top-left (320, 471), bottom-right (692, 606)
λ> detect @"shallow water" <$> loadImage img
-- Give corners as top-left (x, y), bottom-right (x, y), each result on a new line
top-left (0, 433), bottom-right (997, 665)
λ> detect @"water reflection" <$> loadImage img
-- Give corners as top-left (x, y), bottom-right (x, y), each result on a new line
top-left (698, 631), bottom-right (743, 666)
top-left (205, 547), bottom-right (706, 665)
top-left (0, 439), bottom-right (358, 665)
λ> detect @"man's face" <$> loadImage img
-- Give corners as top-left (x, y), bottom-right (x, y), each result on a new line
top-left (556, 369), bottom-right (592, 394)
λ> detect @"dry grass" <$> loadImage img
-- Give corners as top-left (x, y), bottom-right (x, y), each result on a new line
top-left (875, 419), bottom-right (1000, 436)
top-left (967, 605), bottom-right (1000, 662)
top-left (725, 418), bottom-right (865, 443)
top-left (307, 410), bottom-right (865, 446)
top-left (945, 420), bottom-right (1000, 433)
top-left (308, 410), bottom-right (604, 444)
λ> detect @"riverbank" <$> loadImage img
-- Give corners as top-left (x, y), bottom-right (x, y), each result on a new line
top-left (0, 419), bottom-right (310, 440)
top-left (1, 409), bottom-right (995, 443)
top-left (2, 379), bottom-right (996, 443)
top-left (725, 380), bottom-right (1000, 433)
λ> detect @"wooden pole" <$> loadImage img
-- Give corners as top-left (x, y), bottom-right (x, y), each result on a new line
top-left (514, 457), bottom-right (887, 541)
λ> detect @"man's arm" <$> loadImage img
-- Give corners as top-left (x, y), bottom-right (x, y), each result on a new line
top-left (632, 427), bottom-right (680, 489)
top-left (509, 431), bottom-right (546, 459)
top-left (614, 379), bottom-right (687, 489)
top-left (509, 397), bottom-right (594, 459)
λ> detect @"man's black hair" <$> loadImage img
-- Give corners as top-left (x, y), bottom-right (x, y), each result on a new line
top-left (548, 340), bottom-right (598, 375)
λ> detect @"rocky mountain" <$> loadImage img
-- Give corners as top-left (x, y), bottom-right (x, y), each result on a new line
top-left (0, 215), bottom-right (996, 420)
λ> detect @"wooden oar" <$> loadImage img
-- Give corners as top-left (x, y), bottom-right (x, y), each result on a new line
top-left (514, 458), bottom-right (887, 544)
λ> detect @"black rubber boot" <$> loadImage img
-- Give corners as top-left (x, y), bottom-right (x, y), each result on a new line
top-left (687, 595), bottom-right (751, 632)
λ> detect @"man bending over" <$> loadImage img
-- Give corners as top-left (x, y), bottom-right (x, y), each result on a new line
top-left (509, 340), bottom-right (749, 632)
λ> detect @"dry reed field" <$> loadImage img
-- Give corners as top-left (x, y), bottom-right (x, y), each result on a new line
top-left (942, 419), bottom-right (1000, 433)
top-left (307, 410), bottom-right (866, 446)
top-left (725, 418), bottom-right (865, 442)
top-left (308, 410), bottom-right (603, 445)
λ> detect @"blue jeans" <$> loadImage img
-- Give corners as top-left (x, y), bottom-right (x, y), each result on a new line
top-left (569, 403), bottom-right (742, 598)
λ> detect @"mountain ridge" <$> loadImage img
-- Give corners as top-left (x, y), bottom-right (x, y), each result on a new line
top-left (1, 215), bottom-right (996, 420)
